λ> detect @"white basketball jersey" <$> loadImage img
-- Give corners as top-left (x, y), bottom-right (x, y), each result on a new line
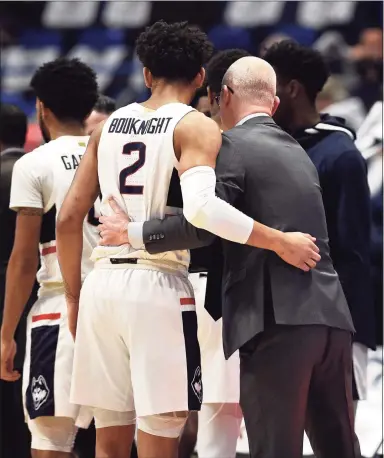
top-left (92, 102), bottom-right (194, 271)
top-left (10, 136), bottom-right (100, 295)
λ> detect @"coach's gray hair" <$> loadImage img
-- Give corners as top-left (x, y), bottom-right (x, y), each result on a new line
top-left (222, 56), bottom-right (277, 108)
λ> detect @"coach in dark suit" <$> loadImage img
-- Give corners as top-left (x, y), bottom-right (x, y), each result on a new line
top-left (99, 58), bottom-right (358, 458)
top-left (0, 105), bottom-right (28, 303)
top-left (0, 104), bottom-right (32, 458)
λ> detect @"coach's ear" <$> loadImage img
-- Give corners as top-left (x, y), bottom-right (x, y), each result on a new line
top-left (143, 67), bottom-right (153, 89)
top-left (271, 96), bottom-right (280, 116)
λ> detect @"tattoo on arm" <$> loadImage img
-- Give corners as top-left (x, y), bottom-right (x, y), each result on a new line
top-left (18, 207), bottom-right (44, 216)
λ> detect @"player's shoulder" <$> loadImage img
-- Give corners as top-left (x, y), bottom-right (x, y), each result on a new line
top-left (174, 111), bottom-right (222, 158)
top-left (176, 110), bottom-right (221, 138)
top-left (109, 102), bottom-right (140, 118)
top-left (14, 142), bottom-right (51, 171)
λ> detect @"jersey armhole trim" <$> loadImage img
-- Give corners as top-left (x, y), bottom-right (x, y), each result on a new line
top-left (172, 108), bottom-right (196, 167)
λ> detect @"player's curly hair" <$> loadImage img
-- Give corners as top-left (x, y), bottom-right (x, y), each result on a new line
top-left (263, 40), bottom-right (330, 102)
top-left (206, 49), bottom-right (251, 94)
top-left (136, 20), bottom-right (214, 83)
top-left (30, 58), bottom-right (99, 124)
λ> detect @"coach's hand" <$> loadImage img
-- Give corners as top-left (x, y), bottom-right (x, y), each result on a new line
top-left (276, 232), bottom-right (321, 272)
top-left (98, 197), bottom-right (130, 246)
top-left (0, 338), bottom-right (20, 382)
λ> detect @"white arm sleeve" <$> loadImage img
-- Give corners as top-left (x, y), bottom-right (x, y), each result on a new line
top-left (9, 154), bottom-right (44, 211)
top-left (180, 166), bottom-right (253, 244)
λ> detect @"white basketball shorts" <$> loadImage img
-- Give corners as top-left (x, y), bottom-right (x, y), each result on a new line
top-left (71, 264), bottom-right (203, 417)
top-left (23, 291), bottom-right (80, 421)
top-left (189, 273), bottom-right (240, 404)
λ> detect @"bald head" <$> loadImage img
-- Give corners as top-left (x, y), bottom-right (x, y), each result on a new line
top-left (222, 56), bottom-right (276, 109)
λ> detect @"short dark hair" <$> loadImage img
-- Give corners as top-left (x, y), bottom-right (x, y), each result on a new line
top-left (136, 20), bottom-right (214, 83)
top-left (94, 94), bottom-right (116, 115)
top-left (0, 104), bottom-right (27, 148)
top-left (206, 49), bottom-right (251, 94)
top-left (263, 40), bottom-right (330, 102)
top-left (30, 57), bottom-right (99, 124)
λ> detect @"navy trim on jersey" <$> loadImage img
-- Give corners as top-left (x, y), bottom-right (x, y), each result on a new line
top-left (40, 205), bottom-right (56, 245)
top-left (26, 324), bottom-right (59, 419)
top-left (181, 310), bottom-right (202, 411)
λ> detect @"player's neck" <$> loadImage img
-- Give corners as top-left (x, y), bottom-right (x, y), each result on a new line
top-left (142, 84), bottom-right (195, 110)
top-left (211, 113), bottom-right (222, 130)
top-left (288, 107), bottom-right (321, 134)
top-left (49, 124), bottom-right (87, 140)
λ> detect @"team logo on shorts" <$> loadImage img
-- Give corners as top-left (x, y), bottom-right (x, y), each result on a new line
top-left (31, 375), bottom-right (50, 411)
top-left (191, 366), bottom-right (203, 403)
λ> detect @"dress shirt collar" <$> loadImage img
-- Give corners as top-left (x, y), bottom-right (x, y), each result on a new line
top-left (236, 113), bottom-right (270, 126)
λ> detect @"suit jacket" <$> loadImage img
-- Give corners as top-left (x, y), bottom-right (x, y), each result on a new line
top-left (0, 147), bottom-right (38, 367)
top-left (142, 117), bottom-right (354, 358)
top-left (0, 148), bottom-right (25, 277)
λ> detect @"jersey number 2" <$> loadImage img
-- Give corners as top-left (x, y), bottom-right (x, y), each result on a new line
top-left (119, 142), bottom-right (146, 194)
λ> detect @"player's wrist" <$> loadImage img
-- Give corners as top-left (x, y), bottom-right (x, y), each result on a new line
top-left (65, 292), bottom-right (80, 305)
top-left (0, 328), bottom-right (15, 343)
top-left (268, 229), bottom-right (286, 255)
top-left (273, 231), bottom-right (298, 258)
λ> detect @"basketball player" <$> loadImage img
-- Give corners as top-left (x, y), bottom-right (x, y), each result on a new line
top-left (56, 21), bottom-right (320, 458)
top-left (0, 58), bottom-right (99, 457)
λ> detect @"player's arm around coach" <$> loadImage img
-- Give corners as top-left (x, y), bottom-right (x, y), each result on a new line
top-left (56, 123), bottom-right (103, 338)
top-left (98, 116), bottom-right (320, 272)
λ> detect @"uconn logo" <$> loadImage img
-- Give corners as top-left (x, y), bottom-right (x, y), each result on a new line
top-left (31, 375), bottom-right (50, 411)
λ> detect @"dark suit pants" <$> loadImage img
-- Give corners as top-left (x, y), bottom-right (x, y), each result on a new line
top-left (0, 274), bottom-right (31, 458)
top-left (239, 325), bottom-right (361, 458)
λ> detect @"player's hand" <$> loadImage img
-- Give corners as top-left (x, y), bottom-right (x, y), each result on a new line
top-left (98, 197), bottom-right (130, 246)
top-left (0, 338), bottom-right (20, 382)
top-left (66, 298), bottom-right (79, 341)
top-left (276, 232), bottom-right (321, 272)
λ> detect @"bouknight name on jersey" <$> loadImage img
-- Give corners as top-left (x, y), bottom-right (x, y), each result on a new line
top-left (108, 116), bottom-right (172, 136)
top-left (93, 102), bottom-right (195, 270)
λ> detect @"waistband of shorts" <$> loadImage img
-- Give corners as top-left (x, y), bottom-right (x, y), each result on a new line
top-left (37, 284), bottom-right (65, 298)
top-left (94, 258), bottom-right (188, 277)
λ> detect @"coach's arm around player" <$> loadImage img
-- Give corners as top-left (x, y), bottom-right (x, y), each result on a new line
top-left (56, 123), bottom-right (103, 339)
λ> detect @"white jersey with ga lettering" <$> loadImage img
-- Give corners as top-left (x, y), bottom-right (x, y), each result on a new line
top-left (9, 135), bottom-right (99, 430)
top-left (71, 102), bottom-right (203, 420)
top-left (10, 135), bottom-right (99, 293)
